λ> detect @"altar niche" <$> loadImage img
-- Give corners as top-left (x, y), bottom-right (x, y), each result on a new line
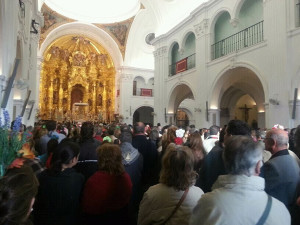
top-left (39, 35), bottom-right (116, 122)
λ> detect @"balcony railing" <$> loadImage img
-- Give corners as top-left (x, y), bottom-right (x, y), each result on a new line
top-left (133, 88), bottom-right (153, 97)
top-left (211, 21), bottom-right (264, 60)
top-left (169, 53), bottom-right (195, 76)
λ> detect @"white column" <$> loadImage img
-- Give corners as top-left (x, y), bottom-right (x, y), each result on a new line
top-left (119, 69), bottom-right (133, 124)
top-left (153, 46), bottom-right (168, 125)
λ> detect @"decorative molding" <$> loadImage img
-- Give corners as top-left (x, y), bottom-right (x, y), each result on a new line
top-left (154, 46), bottom-right (167, 58)
top-left (230, 18), bottom-right (239, 28)
top-left (194, 19), bottom-right (208, 39)
top-left (121, 73), bottom-right (133, 81)
top-left (229, 55), bottom-right (237, 69)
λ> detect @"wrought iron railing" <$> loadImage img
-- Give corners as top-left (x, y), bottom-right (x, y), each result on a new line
top-left (211, 21), bottom-right (264, 60)
top-left (169, 53), bottom-right (196, 76)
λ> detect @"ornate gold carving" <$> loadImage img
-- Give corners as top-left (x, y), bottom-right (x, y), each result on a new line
top-left (40, 35), bottom-right (115, 122)
top-left (40, 4), bottom-right (135, 59)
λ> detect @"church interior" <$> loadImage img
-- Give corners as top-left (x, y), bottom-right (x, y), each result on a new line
top-left (1, 0), bottom-right (300, 129)
top-left (2, 1), bottom-right (300, 225)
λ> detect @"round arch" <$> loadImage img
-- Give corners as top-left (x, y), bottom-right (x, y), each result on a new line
top-left (232, 0), bottom-right (247, 19)
top-left (132, 105), bottom-right (154, 125)
top-left (208, 7), bottom-right (233, 38)
top-left (210, 64), bottom-right (267, 127)
top-left (180, 30), bottom-right (196, 48)
top-left (167, 82), bottom-right (195, 114)
top-left (39, 22), bottom-right (123, 69)
top-left (210, 62), bottom-right (268, 109)
top-left (168, 41), bottom-right (180, 63)
top-left (133, 76), bottom-right (146, 83)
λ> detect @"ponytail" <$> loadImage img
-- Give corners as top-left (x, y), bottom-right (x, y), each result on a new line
top-left (49, 140), bottom-right (80, 175)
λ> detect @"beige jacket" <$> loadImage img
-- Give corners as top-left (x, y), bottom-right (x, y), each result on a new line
top-left (138, 183), bottom-right (203, 225)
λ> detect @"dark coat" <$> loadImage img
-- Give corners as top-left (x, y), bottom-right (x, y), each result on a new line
top-left (261, 150), bottom-right (300, 208)
top-left (196, 145), bottom-right (226, 193)
top-left (34, 168), bottom-right (84, 225)
top-left (132, 135), bottom-right (159, 186)
top-left (78, 139), bottom-right (101, 161)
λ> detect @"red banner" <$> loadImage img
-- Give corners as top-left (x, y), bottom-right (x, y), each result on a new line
top-left (141, 88), bottom-right (152, 96)
top-left (176, 58), bottom-right (187, 74)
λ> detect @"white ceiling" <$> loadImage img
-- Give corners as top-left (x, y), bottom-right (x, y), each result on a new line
top-left (44, 0), bottom-right (140, 23)
top-left (39, 0), bottom-right (210, 69)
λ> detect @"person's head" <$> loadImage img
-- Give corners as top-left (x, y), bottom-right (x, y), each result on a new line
top-left (0, 166), bottom-right (39, 225)
top-left (114, 127), bottom-right (121, 138)
top-left (188, 131), bottom-right (206, 162)
top-left (166, 125), bottom-right (178, 143)
top-left (80, 122), bottom-right (94, 141)
top-left (149, 128), bottom-right (160, 141)
top-left (94, 125), bottom-right (103, 136)
top-left (133, 122), bottom-right (145, 134)
top-left (209, 125), bottom-right (220, 136)
top-left (223, 135), bottom-right (263, 176)
top-left (120, 131), bottom-right (132, 144)
top-left (224, 120), bottom-right (251, 142)
top-left (160, 143), bottom-right (197, 191)
top-left (264, 129), bottom-right (288, 154)
top-left (97, 143), bottom-right (124, 176)
top-left (47, 137), bottom-right (59, 155)
top-left (46, 120), bottom-right (56, 132)
top-left (50, 140), bottom-right (80, 174)
top-left (108, 125), bottom-right (116, 136)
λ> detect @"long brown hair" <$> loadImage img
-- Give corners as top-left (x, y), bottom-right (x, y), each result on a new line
top-left (162, 125), bottom-right (178, 152)
top-left (160, 143), bottom-right (197, 191)
top-left (188, 132), bottom-right (206, 168)
top-left (97, 143), bottom-right (125, 176)
top-left (0, 166), bottom-right (39, 225)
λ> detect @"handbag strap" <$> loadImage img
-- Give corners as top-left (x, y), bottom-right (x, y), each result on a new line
top-left (161, 188), bottom-right (189, 225)
top-left (256, 195), bottom-right (272, 225)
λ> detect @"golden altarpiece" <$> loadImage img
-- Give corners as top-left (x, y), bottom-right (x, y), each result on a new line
top-left (39, 36), bottom-right (115, 122)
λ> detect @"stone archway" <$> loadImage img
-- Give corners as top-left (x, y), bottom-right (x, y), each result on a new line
top-left (212, 66), bottom-right (265, 128)
top-left (167, 83), bottom-right (195, 125)
top-left (133, 106), bottom-right (154, 125)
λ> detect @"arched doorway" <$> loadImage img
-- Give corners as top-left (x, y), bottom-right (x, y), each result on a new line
top-left (212, 66), bottom-right (265, 128)
top-left (133, 106), bottom-right (154, 126)
top-left (71, 84), bottom-right (84, 107)
top-left (39, 35), bottom-right (115, 122)
top-left (168, 83), bottom-right (195, 125)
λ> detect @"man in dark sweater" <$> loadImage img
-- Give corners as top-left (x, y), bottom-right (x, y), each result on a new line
top-left (132, 122), bottom-right (159, 189)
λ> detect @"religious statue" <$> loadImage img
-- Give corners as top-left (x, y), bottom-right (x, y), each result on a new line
top-left (239, 104), bottom-right (252, 123)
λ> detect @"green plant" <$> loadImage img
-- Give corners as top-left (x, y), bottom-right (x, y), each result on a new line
top-left (0, 110), bottom-right (28, 177)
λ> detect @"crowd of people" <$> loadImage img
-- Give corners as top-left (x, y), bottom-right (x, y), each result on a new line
top-left (1, 119), bottom-right (300, 225)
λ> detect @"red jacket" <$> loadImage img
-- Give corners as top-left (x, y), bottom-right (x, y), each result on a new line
top-left (82, 171), bottom-right (132, 215)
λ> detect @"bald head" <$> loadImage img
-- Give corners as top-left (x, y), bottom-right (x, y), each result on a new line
top-left (265, 129), bottom-right (288, 154)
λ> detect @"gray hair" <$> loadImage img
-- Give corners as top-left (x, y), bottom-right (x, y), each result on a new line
top-left (223, 135), bottom-right (263, 176)
top-left (268, 130), bottom-right (288, 148)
